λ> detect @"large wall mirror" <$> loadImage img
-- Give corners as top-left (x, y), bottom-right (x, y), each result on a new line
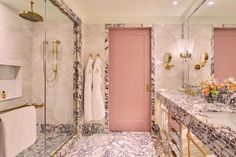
top-left (184, 0), bottom-right (236, 86)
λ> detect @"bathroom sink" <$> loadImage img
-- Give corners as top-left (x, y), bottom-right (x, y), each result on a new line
top-left (205, 112), bottom-right (236, 130)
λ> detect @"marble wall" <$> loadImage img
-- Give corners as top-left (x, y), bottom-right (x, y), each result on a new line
top-left (81, 23), bottom-right (213, 134)
top-left (0, 3), bottom-right (33, 110)
top-left (81, 24), bottom-right (183, 134)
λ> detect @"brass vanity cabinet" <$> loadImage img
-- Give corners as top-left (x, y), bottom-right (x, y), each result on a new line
top-left (168, 114), bottom-right (182, 157)
top-left (155, 100), bottom-right (215, 157)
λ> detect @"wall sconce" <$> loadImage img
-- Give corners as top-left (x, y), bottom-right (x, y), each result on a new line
top-left (194, 52), bottom-right (209, 70)
top-left (164, 52), bottom-right (174, 70)
top-left (177, 38), bottom-right (194, 62)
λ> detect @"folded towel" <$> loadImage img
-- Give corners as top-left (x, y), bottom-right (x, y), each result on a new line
top-left (0, 106), bottom-right (36, 157)
top-left (92, 57), bottom-right (105, 120)
top-left (84, 56), bottom-right (94, 121)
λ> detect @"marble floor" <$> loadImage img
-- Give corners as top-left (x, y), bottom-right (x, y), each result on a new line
top-left (61, 132), bottom-right (166, 157)
top-left (17, 132), bottom-right (74, 157)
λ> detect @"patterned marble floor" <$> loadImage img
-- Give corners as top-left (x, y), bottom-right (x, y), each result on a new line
top-left (17, 132), bottom-right (73, 157)
top-left (63, 132), bottom-right (162, 157)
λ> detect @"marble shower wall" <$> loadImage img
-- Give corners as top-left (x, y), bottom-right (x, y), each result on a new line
top-left (32, 19), bottom-right (74, 125)
top-left (0, 3), bottom-right (33, 110)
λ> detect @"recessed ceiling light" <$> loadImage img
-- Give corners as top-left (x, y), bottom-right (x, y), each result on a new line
top-left (207, 1), bottom-right (214, 5)
top-left (173, 0), bottom-right (178, 5)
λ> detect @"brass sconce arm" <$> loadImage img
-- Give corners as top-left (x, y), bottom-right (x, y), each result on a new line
top-left (164, 52), bottom-right (174, 70)
top-left (194, 52), bottom-right (208, 70)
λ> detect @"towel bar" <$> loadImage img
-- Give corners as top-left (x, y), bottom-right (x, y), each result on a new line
top-left (0, 103), bottom-right (44, 114)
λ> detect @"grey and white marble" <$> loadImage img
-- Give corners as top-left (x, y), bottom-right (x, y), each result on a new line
top-left (17, 131), bottom-right (74, 157)
top-left (55, 132), bottom-right (161, 157)
top-left (157, 90), bottom-right (236, 157)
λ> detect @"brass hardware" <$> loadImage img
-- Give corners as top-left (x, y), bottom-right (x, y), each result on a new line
top-left (180, 51), bottom-right (192, 62)
top-left (171, 139), bottom-right (177, 145)
top-left (171, 150), bottom-right (177, 157)
top-left (19, 1), bottom-right (44, 22)
top-left (51, 132), bottom-right (76, 157)
top-left (187, 128), bottom-right (207, 156)
top-left (0, 103), bottom-right (44, 114)
top-left (164, 63), bottom-right (174, 70)
top-left (194, 52), bottom-right (209, 70)
top-left (146, 83), bottom-right (151, 92)
top-left (52, 40), bottom-right (61, 54)
top-left (47, 40), bottom-right (61, 82)
top-left (163, 129), bottom-right (169, 140)
top-left (164, 52), bottom-right (174, 70)
top-left (194, 64), bottom-right (201, 70)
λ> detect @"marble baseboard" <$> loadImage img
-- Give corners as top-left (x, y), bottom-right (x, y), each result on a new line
top-left (82, 123), bottom-right (106, 136)
top-left (39, 124), bottom-right (75, 134)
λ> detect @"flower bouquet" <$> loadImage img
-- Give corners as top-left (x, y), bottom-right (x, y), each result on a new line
top-left (200, 78), bottom-right (236, 103)
top-left (200, 79), bottom-right (222, 103)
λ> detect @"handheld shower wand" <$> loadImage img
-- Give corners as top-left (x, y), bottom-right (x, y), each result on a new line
top-left (47, 40), bottom-right (61, 82)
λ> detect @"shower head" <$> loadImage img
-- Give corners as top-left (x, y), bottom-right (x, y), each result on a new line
top-left (19, 1), bottom-right (43, 22)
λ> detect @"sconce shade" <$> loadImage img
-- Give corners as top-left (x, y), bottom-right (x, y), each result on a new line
top-left (177, 38), bottom-right (195, 54)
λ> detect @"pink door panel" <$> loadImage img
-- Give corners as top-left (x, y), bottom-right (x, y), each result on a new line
top-left (214, 28), bottom-right (236, 82)
top-left (109, 28), bottom-right (151, 131)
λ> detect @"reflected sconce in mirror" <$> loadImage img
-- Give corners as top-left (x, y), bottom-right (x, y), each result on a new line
top-left (164, 52), bottom-right (174, 70)
top-left (177, 38), bottom-right (194, 62)
top-left (194, 52), bottom-right (209, 70)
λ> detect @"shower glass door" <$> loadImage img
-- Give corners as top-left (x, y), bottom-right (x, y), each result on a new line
top-left (0, 0), bottom-right (75, 156)
top-left (44, 0), bottom-right (75, 156)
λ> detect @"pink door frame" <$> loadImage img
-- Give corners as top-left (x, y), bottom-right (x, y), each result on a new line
top-left (108, 28), bottom-right (151, 131)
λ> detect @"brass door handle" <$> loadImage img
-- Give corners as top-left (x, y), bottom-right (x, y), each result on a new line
top-left (146, 83), bottom-right (150, 92)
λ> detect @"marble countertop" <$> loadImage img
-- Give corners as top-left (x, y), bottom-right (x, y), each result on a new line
top-left (156, 89), bottom-right (236, 157)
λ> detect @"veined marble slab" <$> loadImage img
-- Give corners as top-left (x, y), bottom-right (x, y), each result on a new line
top-left (157, 89), bottom-right (236, 157)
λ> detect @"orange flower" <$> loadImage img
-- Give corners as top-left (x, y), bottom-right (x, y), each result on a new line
top-left (201, 87), bottom-right (210, 96)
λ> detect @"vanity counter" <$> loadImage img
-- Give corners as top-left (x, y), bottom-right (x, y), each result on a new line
top-left (156, 90), bottom-right (236, 157)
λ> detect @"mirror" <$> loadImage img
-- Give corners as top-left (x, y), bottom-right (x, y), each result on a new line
top-left (184, 0), bottom-right (236, 86)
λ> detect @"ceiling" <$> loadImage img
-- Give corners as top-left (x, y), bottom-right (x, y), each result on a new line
top-left (191, 0), bottom-right (236, 23)
top-left (64, 0), bottom-right (236, 24)
top-left (64, 0), bottom-right (196, 23)
top-left (1, 0), bottom-right (236, 24)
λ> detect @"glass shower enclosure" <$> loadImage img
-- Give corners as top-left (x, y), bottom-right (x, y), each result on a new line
top-left (0, 0), bottom-right (76, 156)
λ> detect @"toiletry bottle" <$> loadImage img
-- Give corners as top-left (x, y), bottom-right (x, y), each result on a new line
top-left (2, 91), bottom-right (6, 99)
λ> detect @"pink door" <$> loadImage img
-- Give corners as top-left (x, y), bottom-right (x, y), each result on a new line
top-left (214, 28), bottom-right (236, 82)
top-left (109, 28), bottom-right (151, 131)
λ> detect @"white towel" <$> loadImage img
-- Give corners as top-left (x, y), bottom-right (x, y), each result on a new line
top-left (0, 120), bottom-right (5, 157)
top-left (92, 57), bottom-right (105, 120)
top-left (84, 56), bottom-right (94, 121)
top-left (0, 106), bottom-right (36, 157)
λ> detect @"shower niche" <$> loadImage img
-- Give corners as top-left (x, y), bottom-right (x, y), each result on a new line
top-left (0, 61), bottom-right (22, 101)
